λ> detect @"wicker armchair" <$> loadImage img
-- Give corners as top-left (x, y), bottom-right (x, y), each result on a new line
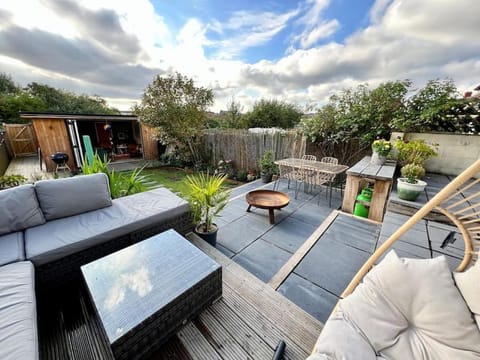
top-left (309, 159), bottom-right (480, 359)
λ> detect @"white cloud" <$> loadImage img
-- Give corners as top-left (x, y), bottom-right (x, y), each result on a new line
top-left (0, 0), bottom-right (479, 114)
top-left (299, 19), bottom-right (340, 48)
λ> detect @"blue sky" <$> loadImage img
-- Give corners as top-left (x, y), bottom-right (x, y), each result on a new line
top-left (0, 0), bottom-right (479, 112)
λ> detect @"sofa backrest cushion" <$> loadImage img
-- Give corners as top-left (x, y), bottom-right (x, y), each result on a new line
top-left (35, 173), bottom-right (112, 220)
top-left (0, 184), bottom-right (45, 235)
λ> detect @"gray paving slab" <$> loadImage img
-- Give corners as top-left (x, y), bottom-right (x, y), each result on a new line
top-left (278, 273), bottom-right (338, 323)
top-left (262, 217), bottom-right (317, 254)
top-left (322, 214), bottom-right (379, 253)
top-left (294, 237), bottom-right (371, 296)
top-left (379, 220), bottom-right (429, 248)
top-left (216, 217), bottom-right (265, 253)
top-left (376, 235), bottom-right (430, 262)
top-left (382, 211), bottom-right (427, 232)
top-left (426, 222), bottom-right (465, 259)
top-left (232, 238), bottom-right (292, 282)
top-left (290, 201), bottom-right (332, 227)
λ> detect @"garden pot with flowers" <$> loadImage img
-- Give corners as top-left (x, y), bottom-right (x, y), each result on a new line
top-left (397, 164), bottom-right (427, 201)
top-left (371, 139), bottom-right (391, 165)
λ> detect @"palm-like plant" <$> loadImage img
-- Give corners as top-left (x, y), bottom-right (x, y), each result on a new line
top-left (184, 173), bottom-right (231, 233)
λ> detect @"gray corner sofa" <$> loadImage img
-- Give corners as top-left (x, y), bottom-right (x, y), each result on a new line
top-left (0, 173), bottom-right (191, 359)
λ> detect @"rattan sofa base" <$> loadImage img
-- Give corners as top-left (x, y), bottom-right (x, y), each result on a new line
top-left (112, 266), bottom-right (222, 360)
top-left (36, 211), bottom-right (192, 288)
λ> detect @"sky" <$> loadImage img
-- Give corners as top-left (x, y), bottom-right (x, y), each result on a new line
top-left (0, 0), bottom-right (479, 113)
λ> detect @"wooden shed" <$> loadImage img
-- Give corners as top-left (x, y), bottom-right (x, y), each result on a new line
top-left (19, 112), bottom-right (158, 172)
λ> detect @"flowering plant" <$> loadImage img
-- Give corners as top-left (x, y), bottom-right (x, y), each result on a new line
top-left (372, 139), bottom-right (392, 157)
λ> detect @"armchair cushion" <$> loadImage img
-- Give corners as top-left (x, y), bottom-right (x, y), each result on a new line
top-left (454, 261), bottom-right (480, 330)
top-left (35, 173), bottom-right (112, 220)
top-left (0, 184), bottom-right (45, 235)
top-left (311, 251), bottom-right (480, 360)
top-left (342, 251), bottom-right (480, 359)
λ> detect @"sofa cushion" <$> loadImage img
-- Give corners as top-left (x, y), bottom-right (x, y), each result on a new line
top-left (0, 231), bottom-right (25, 266)
top-left (454, 261), bottom-right (480, 330)
top-left (0, 184), bottom-right (45, 235)
top-left (25, 187), bottom-right (188, 265)
top-left (0, 261), bottom-right (38, 360)
top-left (338, 251), bottom-right (480, 359)
top-left (34, 173), bottom-right (112, 221)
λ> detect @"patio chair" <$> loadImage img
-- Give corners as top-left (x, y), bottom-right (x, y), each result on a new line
top-left (320, 156), bottom-right (338, 165)
top-left (308, 158), bottom-right (480, 359)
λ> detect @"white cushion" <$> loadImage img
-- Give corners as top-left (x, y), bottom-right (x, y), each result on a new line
top-left (339, 251), bottom-right (480, 359)
top-left (308, 308), bottom-right (379, 360)
top-left (454, 261), bottom-right (480, 330)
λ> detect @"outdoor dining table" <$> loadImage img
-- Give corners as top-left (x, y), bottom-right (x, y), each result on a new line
top-left (275, 158), bottom-right (349, 204)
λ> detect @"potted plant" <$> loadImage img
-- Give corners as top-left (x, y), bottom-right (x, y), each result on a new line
top-left (371, 139), bottom-right (392, 165)
top-left (397, 164), bottom-right (427, 201)
top-left (259, 150), bottom-right (277, 183)
top-left (394, 139), bottom-right (438, 201)
top-left (184, 172), bottom-right (231, 246)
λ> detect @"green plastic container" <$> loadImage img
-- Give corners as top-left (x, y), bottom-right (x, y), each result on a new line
top-left (353, 188), bottom-right (373, 218)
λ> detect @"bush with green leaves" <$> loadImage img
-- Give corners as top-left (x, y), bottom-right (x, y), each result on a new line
top-left (259, 150), bottom-right (277, 175)
top-left (244, 99), bottom-right (302, 129)
top-left (82, 153), bottom-right (152, 198)
top-left (0, 174), bottom-right (27, 190)
top-left (393, 139), bottom-right (438, 166)
top-left (401, 163), bottom-right (426, 184)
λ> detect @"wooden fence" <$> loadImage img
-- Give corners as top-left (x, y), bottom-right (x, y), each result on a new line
top-left (202, 129), bottom-right (306, 171)
top-left (3, 123), bottom-right (38, 157)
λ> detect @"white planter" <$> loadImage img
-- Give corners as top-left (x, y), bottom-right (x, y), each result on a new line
top-left (397, 178), bottom-right (427, 201)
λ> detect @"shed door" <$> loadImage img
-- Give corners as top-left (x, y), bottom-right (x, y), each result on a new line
top-left (66, 119), bottom-right (84, 167)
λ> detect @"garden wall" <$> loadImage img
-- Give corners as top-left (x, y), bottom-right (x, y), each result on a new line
top-left (391, 132), bottom-right (480, 176)
top-left (202, 129), bottom-right (306, 171)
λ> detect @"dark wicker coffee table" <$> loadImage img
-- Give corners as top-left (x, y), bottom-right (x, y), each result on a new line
top-left (81, 229), bottom-right (222, 360)
top-left (246, 189), bottom-right (290, 224)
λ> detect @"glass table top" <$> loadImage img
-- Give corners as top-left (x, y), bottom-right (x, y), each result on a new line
top-left (81, 229), bottom-right (221, 344)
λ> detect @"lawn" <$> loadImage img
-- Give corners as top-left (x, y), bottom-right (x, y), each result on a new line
top-left (142, 167), bottom-right (241, 198)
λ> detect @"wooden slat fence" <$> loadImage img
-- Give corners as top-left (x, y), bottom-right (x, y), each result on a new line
top-left (203, 129), bottom-right (306, 171)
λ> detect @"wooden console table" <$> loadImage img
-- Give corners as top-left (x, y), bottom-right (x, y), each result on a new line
top-left (342, 156), bottom-right (396, 222)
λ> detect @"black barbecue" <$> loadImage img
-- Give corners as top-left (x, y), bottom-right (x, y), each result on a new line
top-left (50, 152), bottom-right (70, 171)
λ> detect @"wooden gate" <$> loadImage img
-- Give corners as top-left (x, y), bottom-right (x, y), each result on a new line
top-left (3, 123), bottom-right (38, 157)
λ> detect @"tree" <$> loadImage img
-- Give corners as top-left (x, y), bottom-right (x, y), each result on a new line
top-left (0, 73), bottom-right (19, 94)
top-left (220, 97), bottom-right (246, 128)
top-left (302, 80), bottom-right (410, 145)
top-left (26, 82), bottom-right (118, 114)
top-left (392, 79), bottom-right (479, 133)
top-left (0, 93), bottom-right (47, 123)
top-left (244, 99), bottom-right (302, 129)
top-left (134, 72), bottom-right (214, 163)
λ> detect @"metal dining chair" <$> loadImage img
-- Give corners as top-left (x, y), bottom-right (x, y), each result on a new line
top-left (320, 156), bottom-right (338, 165)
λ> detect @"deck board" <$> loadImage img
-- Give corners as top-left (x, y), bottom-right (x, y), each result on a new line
top-left (38, 232), bottom-right (322, 360)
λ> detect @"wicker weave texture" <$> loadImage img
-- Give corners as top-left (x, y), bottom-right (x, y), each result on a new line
top-left (112, 267), bottom-right (222, 360)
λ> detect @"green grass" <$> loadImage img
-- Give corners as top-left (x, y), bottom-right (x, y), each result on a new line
top-left (141, 167), bottom-right (241, 198)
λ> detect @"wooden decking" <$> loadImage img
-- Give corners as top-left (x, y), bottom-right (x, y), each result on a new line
top-left (38, 233), bottom-right (322, 359)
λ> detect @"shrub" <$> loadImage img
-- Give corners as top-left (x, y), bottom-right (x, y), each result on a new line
top-left (82, 152), bottom-right (151, 198)
top-left (401, 163), bottom-right (425, 183)
top-left (394, 139), bottom-right (438, 166)
top-left (0, 174), bottom-right (27, 190)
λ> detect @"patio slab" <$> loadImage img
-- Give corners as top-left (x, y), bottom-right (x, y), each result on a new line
top-left (232, 239), bottom-right (292, 282)
top-left (278, 273), bottom-right (338, 323)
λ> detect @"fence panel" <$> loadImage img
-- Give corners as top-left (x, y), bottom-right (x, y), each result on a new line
top-left (3, 123), bottom-right (38, 157)
top-left (202, 129), bottom-right (306, 171)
